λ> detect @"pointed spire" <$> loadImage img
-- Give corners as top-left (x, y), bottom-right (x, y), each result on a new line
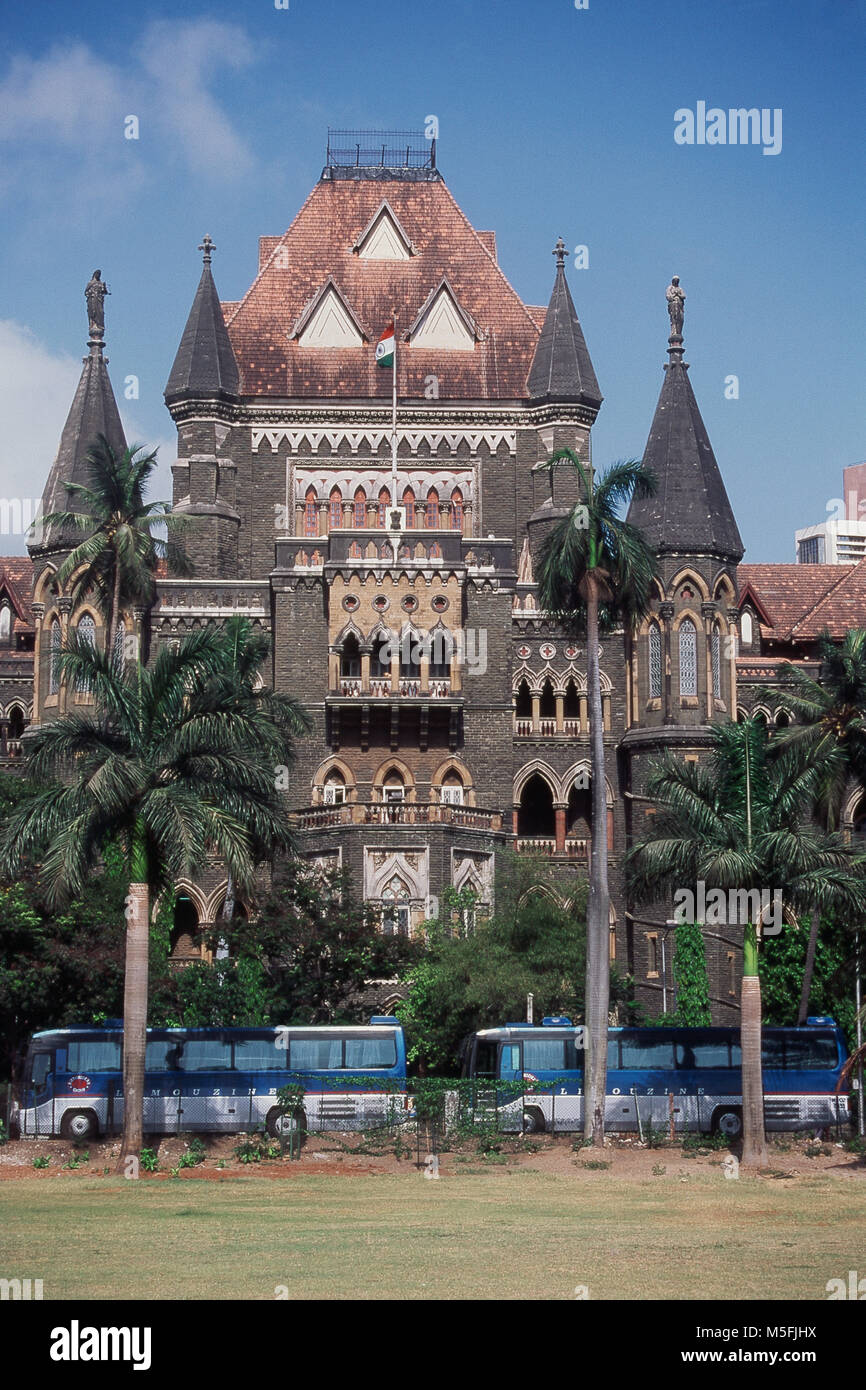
top-left (527, 238), bottom-right (602, 406)
top-left (164, 235), bottom-right (240, 402)
top-left (31, 277), bottom-right (127, 557)
top-left (627, 278), bottom-right (743, 561)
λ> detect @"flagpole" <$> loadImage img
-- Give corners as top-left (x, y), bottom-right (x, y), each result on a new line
top-left (390, 309), bottom-right (398, 514)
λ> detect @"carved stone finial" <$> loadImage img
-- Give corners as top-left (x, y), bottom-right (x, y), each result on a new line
top-left (553, 236), bottom-right (568, 269)
top-left (199, 234), bottom-right (216, 265)
top-left (666, 274), bottom-right (685, 342)
top-left (85, 269), bottom-right (109, 344)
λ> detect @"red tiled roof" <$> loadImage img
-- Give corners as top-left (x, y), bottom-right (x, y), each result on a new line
top-left (0, 558), bottom-right (34, 627)
top-left (739, 560), bottom-right (866, 641)
top-left (224, 178), bottom-right (542, 400)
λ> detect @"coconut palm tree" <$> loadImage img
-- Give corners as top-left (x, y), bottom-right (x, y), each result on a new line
top-left (0, 618), bottom-right (308, 1169)
top-left (536, 450), bottom-right (657, 1146)
top-left (40, 434), bottom-right (192, 656)
top-left (761, 629), bottom-right (866, 1022)
top-left (626, 718), bottom-right (866, 1167)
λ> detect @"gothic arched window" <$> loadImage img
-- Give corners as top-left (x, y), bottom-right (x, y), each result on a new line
top-left (381, 877), bottom-right (410, 937)
top-left (451, 488), bottom-right (464, 532)
top-left (648, 624), bottom-right (662, 699)
top-left (48, 618), bottom-right (61, 695)
top-left (0, 606), bottom-right (10, 643)
top-left (712, 623), bottom-right (722, 700)
top-left (329, 489), bottom-right (343, 530)
top-left (76, 614), bottom-right (96, 693)
top-left (679, 619), bottom-right (698, 697)
top-left (353, 489), bottom-right (366, 528)
top-left (426, 490), bottom-right (439, 529)
top-left (402, 488), bottom-right (415, 529)
top-left (304, 488), bottom-right (318, 538)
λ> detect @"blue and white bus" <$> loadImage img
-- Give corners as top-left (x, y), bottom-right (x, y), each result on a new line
top-left (465, 1016), bottom-right (850, 1138)
top-left (13, 1019), bottom-right (407, 1142)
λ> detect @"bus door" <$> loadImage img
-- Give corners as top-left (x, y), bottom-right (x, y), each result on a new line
top-left (496, 1041), bottom-right (524, 1130)
top-left (24, 1047), bottom-right (54, 1135)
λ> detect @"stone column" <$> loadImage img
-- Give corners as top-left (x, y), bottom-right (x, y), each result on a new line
top-left (57, 596), bottom-right (72, 714)
top-left (554, 805), bottom-right (567, 854)
top-left (31, 601), bottom-right (44, 724)
top-left (555, 694), bottom-right (565, 732)
top-left (660, 601), bottom-right (675, 723)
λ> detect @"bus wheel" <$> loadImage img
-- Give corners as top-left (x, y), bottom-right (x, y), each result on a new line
top-left (712, 1108), bottom-right (743, 1140)
top-left (266, 1108), bottom-right (305, 1140)
top-left (61, 1110), bottom-right (98, 1142)
top-left (522, 1107), bottom-right (545, 1135)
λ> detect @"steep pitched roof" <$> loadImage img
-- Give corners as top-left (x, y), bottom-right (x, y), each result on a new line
top-left (0, 559), bottom-right (34, 628)
top-left (627, 328), bottom-right (743, 562)
top-left (165, 244), bottom-right (240, 402)
top-left (33, 341), bottom-right (127, 557)
top-left (221, 176), bottom-right (542, 400)
top-left (527, 250), bottom-right (602, 406)
top-left (739, 560), bottom-right (866, 641)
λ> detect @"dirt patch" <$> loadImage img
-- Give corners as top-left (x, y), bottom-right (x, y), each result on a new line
top-left (0, 1131), bottom-right (863, 1182)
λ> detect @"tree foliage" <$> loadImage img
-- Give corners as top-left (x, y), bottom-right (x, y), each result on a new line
top-left (670, 921), bottom-right (712, 1027)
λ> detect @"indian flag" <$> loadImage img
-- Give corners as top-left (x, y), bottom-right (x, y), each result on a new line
top-left (375, 321), bottom-right (395, 368)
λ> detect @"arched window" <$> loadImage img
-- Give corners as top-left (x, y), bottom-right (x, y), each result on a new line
top-left (679, 619), bottom-right (697, 697)
top-left (382, 770), bottom-right (405, 804)
top-left (540, 679), bottom-right (556, 719)
top-left (429, 628), bottom-right (452, 681)
top-left (371, 633), bottom-right (392, 679)
top-left (353, 489), bottom-right (366, 528)
top-left (0, 606), bottom-right (10, 643)
top-left (377, 487), bottom-right (390, 528)
top-left (76, 614), bottom-right (96, 693)
top-left (329, 489), bottom-right (343, 530)
top-left (451, 488), bottom-right (464, 532)
top-left (440, 772), bottom-right (463, 805)
top-left (515, 680), bottom-right (532, 718)
top-left (741, 610), bottom-right (753, 646)
top-left (648, 624), bottom-right (662, 699)
top-left (399, 630), bottom-right (421, 680)
top-left (339, 634), bottom-right (361, 678)
top-left (304, 488), bottom-right (318, 538)
top-left (112, 622), bottom-right (125, 673)
top-left (48, 618), bottom-right (61, 695)
top-left (712, 623), bottom-right (721, 700)
top-left (323, 771), bottom-right (346, 805)
top-left (402, 488), bottom-right (415, 529)
top-left (426, 490), bottom-right (439, 529)
top-left (381, 877), bottom-right (410, 937)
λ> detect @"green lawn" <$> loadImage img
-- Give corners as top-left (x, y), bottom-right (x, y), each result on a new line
top-left (1, 1172), bottom-right (862, 1300)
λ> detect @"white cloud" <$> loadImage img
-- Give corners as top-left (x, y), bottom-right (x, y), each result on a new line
top-left (0, 320), bottom-right (81, 553)
top-left (0, 20), bottom-right (256, 198)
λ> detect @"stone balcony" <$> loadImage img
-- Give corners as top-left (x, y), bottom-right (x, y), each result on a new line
top-left (292, 801), bottom-right (504, 832)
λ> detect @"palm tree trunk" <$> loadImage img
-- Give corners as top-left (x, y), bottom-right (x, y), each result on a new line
top-left (797, 908), bottom-right (821, 1026)
top-left (584, 573), bottom-right (611, 1147)
top-left (107, 561), bottom-right (121, 665)
top-left (741, 924), bottom-right (768, 1168)
top-left (115, 821), bottom-right (149, 1173)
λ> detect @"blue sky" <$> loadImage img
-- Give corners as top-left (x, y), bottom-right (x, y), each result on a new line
top-left (0, 0), bottom-right (863, 559)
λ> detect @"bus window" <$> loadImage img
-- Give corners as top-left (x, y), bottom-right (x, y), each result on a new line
top-left (178, 1039), bottom-right (231, 1071)
top-left (761, 1035), bottom-right (785, 1069)
top-left (784, 1034), bottom-right (838, 1070)
top-left (474, 1040), bottom-right (498, 1077)
top-left (524, 1039), bottom-right (563, 1071)
top-left (345, 1037), bottom-right (397, 1069)
top-left (146, 1040), bottom-right (183, 1071)
top-left (31, 1052), bottom-right (52, 1091)
top-left (67, 1039), bottom-right (121, 1072)
top-left (500, 1043), bottom-right (522, 1077)
top-left (233, 1039), bottom-right (285, 1071)
top-left (619, 1033), bottom-right (675, 1069)
top-left (675, 1039), bottom-right (731, 1069)
top-left (289, 1039), bottom-right (343, 1070)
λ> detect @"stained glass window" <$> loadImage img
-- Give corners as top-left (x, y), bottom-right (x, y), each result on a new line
top-left (648, 624), bottom-right (662, 699)
top-left (679, 619), bottom-right (697, 696)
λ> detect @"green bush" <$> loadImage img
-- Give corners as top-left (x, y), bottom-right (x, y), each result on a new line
top-left (140, 1148), bottom-right (159, 1173)
top-left (32, 1155), bottom-right (49, 1169)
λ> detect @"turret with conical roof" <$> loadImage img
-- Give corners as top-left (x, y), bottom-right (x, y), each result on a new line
top-left (627, 276), bottom-right (743, 563)
top-left (164, 235), bottom-right (240, 403)
top-left (30, 273), bottom-right (127, 561)
top-left (165, 236), bottom-right (241, 577)
top-left (527, 238), bottom-right (602, 407)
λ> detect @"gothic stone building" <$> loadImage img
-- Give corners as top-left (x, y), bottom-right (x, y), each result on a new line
top-left (20, 140), bottom-right (866, 1022)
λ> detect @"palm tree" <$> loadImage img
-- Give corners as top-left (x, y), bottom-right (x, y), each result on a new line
top-left (761, 629), bottom-right (866, 1022)
top-left (626, 719), bottom-right (866, 1167)
top-left (0, 618), bottom-right (308, 1169)
top-left (536, 450), bottom-right (657, 1146)
top-left (40, 434), bottom-right (192, 656)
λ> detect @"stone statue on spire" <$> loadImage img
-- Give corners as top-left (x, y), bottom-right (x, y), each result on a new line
top-left (85, 270), bottom-right (109, 338)
top-left (666, 275), bottom-right (685, 339)
top-left (553, 236), bottom-right (568, 269)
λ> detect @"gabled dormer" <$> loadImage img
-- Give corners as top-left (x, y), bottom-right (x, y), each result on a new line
top-left (292, 277), bottom-right (367, 348)
top-left (409, 278), bottom-right (477, 351)
top-left (352, 201), bottom-right (415, 261)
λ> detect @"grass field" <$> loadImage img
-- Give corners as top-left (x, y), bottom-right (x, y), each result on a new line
top-left (1, 1171), bottom-right (863, 1300)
